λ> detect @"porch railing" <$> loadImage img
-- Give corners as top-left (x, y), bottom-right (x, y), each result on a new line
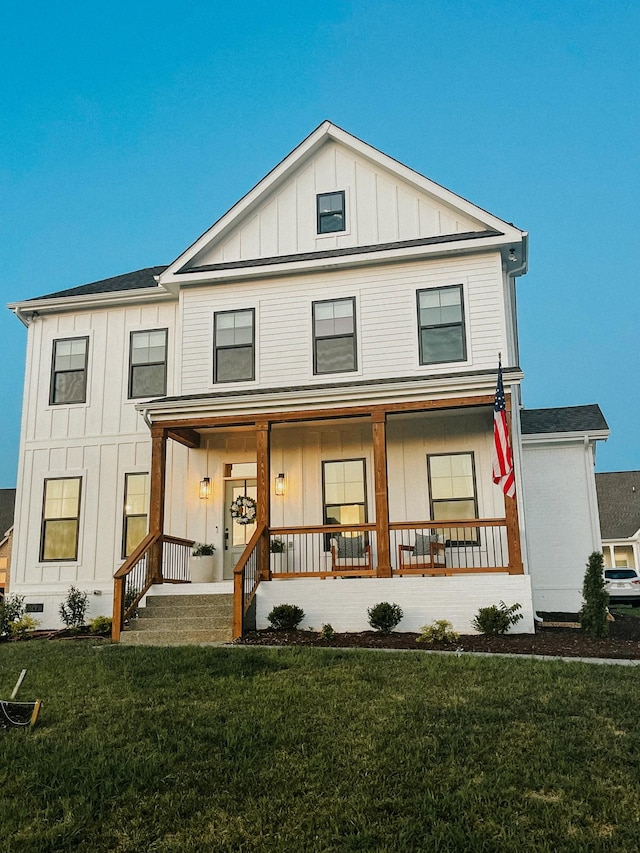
top-left (390, 520), bottom-right (510, 574)
top-left (232, 522), bottom-right (266, 639)
top-left (268, 524), bottom-right (377, 578)
top-left (112, 532), bottom-right (194, 641)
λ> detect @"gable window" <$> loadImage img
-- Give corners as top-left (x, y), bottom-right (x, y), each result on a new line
top-left (417, 285), bottom-right (466, 364)
top-left (129, 330), bottom-right (167, 399)
top-left (50, 337), bottom-right (88, 405)
top-left (317, 191), bottom-right (345, 234)
top-left (313, 297), bottom-right (357, 374)
top-left (122, 473), bottom-right (149, 558)
top-left (40, 477), bottom-right (82, 561)
top-left (427, 453), bottom-right (478, 543)
top-left (214, 309), bottom-right (255, 383)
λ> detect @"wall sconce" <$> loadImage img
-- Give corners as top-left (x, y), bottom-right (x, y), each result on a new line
top-left (199, 476), bottom-right (211, 500)
top-left (274, 473), bottom-right (286, 496)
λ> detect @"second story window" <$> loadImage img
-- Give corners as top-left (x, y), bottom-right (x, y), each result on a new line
top-left (50, 337), bottom-right (88, 405)
top-left (214, 309), bottom-right (255, 383)
top-left (417, 285), bottom-right (466, 365)
top-left (129, 330), bottom-right (168, 399)
top-left (313, 297), bottom-right (357, 375)
top-left (317, 191), bottom-right (345, 234)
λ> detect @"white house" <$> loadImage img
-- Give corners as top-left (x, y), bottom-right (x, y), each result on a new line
top-left (7, 121), bottom-right (608, 639)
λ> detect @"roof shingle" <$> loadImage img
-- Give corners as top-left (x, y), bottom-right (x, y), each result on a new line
top-left (520, 404), bottom-right (608, 435)
top-left (30, 266), bottom-right (168, 301)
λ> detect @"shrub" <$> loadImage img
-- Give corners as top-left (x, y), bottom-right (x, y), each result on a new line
top-left (9, 615), bottom-right (39, 640)
top-left (417, 619), bottom-right (459, 644)
top-left (89, 616), bottom-right (113, 636)
top-left (367, 602), bottom-right (403, 634)
top-left (192, 542), bottom-right (215, 556)
top-left (269, 538), bottom-right (287, 553)
top-left (0, 594), bottom-right (25, 638)
top-left (320, 623), bottom-right (336, 641)
top-left (579, 551), bottom-right (609, 638)
top-left (268, 604), bottom-right (305, 631)
top-left (59, 586), bottom-right (89, 632)
top-left (472, 601), bottom-right (522, 636)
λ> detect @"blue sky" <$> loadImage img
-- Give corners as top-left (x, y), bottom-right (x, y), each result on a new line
top-left (1, 0), bottom-right (638, 486)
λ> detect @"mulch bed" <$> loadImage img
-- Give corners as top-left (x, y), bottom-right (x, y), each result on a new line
top-left (238, 614), bottom-right (640, 660)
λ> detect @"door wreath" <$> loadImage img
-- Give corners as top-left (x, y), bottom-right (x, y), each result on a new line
top-left (230, 495), bottom-right (257, 525)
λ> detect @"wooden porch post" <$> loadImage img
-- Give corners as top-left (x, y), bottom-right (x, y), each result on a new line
top-left (256, 420), bottom-right (271, 580)
top-left (505, 407), bottom-right (524, 574)
top-left (371, 409), bottom-right (392, 578)
top-left (147, 426), bottom-right (167, 584)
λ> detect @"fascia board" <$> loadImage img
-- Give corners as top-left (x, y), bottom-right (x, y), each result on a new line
top-left (521, 429), bottom-right (610, 445)
top-left (8, 287), bottom-right (176, 318)
top-left (159, 121), bottom-right (526, 286)
top-left (138, 370), bottom-right (523, 420)
top-left (161, 233), bottom-right (513, 289)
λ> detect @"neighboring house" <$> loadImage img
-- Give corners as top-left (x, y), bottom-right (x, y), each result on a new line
top-left (596, 471), bottom-right (640, 571)
top-left (7, 121), bottom-right (608, 635)
top-left (0, 488), bottom-right (16, 597)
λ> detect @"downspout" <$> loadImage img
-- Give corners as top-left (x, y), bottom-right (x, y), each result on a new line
top-left (141, 408), bottom-right (152, 430)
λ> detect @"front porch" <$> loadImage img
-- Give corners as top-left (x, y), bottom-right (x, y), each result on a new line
top-left (112, 392), bottom-right (527, 641)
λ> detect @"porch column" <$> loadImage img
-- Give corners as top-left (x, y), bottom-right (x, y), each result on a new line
top-left (256, 420), bottom-right (271, 581)
top-left (505, 408), bottom-right (524, 574)
top-left (371, 409), bottom-right (392, 578)
top-left (148, 426), bottom-right (167, 584)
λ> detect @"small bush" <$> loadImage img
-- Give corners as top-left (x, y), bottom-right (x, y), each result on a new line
top-left (269, 538), bottom-right (287, 553)
top-left (417, 619), bottom-right (459, 644)
top-left (367, 602), bottom-right (403, 634)
top-left (0, 594), bottom-right (25, 638)
top-left (472, 601), bottom-right (522, 635)
top-left (9, 615), bottom-right (39, 640)
top-left (268, 604), bottom-right (305, 631)
top-left (320, 623), bottom-right (336, 641)
top-left (89, 616), bottom-right (113, 636)
top-left (59, 586), bottom-right (89, 632)
top-left (579, 551), bottom-right (609, 638)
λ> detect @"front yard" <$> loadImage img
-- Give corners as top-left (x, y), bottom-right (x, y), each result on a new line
top-left (2, 642), bottom-right (640, 852)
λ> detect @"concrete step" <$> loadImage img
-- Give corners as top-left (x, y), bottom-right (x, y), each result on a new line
top-left (138, 601), bottom-right (233, 619)
top-left (133, 615), bottom-right (232, 632)
top-left (119, 628), bottom-right (233, 646)
top-left (145, 593), bottom-right (234, 609)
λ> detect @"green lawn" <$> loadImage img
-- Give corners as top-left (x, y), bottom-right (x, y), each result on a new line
top-left (1, 642), bottom-right (640, 852)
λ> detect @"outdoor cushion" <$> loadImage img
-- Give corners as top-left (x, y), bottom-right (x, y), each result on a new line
top-left (412, 533), bottom-right (439, 557)
top-left (336, 535), bottom-right (364, 559)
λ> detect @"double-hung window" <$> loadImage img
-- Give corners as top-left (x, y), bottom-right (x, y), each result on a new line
top-left (317, 191), bottom-right (345, 234)
top-left (50, 337), bottom-right (88, 405)
top-left (322, 459), bottom-right (367, 526)
top-left (40, 477), bottom-right (82, 561)
top-left (313, 297), bottom-right (357, 374)
top-left (122, 473), bottom-right (149, 558)
top-left (214, 309), bottom-right (255, 383)
top-left (129, 330), bottom-right (167, 398)
top-left (417, 285), bottom-right (466, 364)
top-left (427, 453), bottom-right (478, 543)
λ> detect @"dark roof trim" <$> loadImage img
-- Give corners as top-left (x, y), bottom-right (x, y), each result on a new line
top-left (521, 404), bottom-right (608, 435)
top-left (180, 230), bottom-right (503, 274)
top-left (29, 266), bottom-right (168, 302)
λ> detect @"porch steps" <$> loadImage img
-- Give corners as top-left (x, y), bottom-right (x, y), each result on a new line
top-left (119, 592), bottom-right (234, 646)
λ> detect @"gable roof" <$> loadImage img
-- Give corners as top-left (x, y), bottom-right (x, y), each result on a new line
top-left (595, 471), bottom-right (640, 539)
top-left (520, 404), bottom-right (609, 435)
top-left (0, 489), bottom-right (16, 538)
top-left (27, 266), bottom-right (167, 302)
top-left (159, 120), bottom-right (527, 288)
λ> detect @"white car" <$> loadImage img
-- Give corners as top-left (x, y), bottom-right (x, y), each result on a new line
top-left (604, 568), bottom-right (640, 606)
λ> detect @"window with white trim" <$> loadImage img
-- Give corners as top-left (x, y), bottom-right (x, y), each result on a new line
top-left (317, 191), bottom-right (346, 234)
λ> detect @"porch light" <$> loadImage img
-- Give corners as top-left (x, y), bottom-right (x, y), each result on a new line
top-left (275, 473), bottom-right (286, 496)
top-left (199, 477), bottom-right (211, 500)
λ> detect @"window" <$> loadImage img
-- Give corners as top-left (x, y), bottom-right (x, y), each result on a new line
top-left (40, 477), bottom-right (82, 561)
top-left (317, 191), bottom-right (345, 234)
top-left (313, 297), bottom-right (357, 374)
top-left (427, 453), bottom-right (478, 543)
top-left (322, 459), bottom-right (367, 527)
top-left (122, 473), bottom-right (149, 558)
top-left (417, 285), bottom-right (466, 364)
top-left (50, 337), bottom-right (88, 404)
top-left (214, 309), bottom-right (255, 383)
top-left (129, 330), bottom-right (167, 398)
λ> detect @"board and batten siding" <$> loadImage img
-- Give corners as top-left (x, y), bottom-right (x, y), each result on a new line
top-left (180, 252), bottom-right (507, 394)
top-left (189, 142), bottom-right (486, 268)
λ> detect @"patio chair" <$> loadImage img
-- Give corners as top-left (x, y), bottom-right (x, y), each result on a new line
top-left (397, 532), bottom-right (449, 575)
top-left (330, 534), bottom-right (372, 573)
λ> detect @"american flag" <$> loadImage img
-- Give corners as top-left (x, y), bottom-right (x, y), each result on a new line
top-left (492, 360), bottom-right (515, 497)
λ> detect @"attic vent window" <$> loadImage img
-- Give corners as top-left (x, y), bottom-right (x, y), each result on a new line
top-left (317, 191), bottom-right (345, 234)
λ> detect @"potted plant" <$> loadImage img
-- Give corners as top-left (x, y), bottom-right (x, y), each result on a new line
top-left (189, 542), bottom-right (220, 583)
top-left (269, 538), bottom-right (290, 573)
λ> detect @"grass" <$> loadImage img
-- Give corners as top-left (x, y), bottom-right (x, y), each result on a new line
top-left (2, 642), bottom-right (640, 852)
top-left (610, 604), bottom-right (640, 619)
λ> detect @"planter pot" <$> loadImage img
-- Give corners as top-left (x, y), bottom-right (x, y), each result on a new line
top-left (189, 555), bottom-right (222, 583)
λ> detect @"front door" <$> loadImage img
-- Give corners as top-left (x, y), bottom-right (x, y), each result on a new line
top-left (223, 479), bottom-right (257, 579)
